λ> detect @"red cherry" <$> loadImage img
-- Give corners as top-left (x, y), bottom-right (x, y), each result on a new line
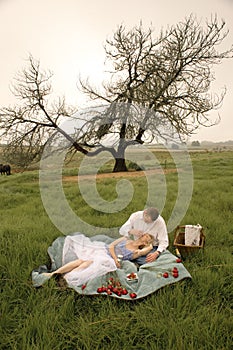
top-left (172, 272), bottom-right (179, 278)
top-left (176, 258), bottom-right (182, 263)
top-left (172, 268), bottom-right (178, 274)
top-left (122, 288), bottom-right (128, 295)
top-left (129, 292), bottom-right (137, 299)
top-left (163, 272), bottom-right (169, 278)
top-left (107, 289), bottom-right (112, 295)
top-left (97, 287), bottom-right (103, 293)
top-left (81, 284), bottom-right (86, 290)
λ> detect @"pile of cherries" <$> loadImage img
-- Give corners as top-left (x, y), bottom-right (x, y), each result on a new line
top-left (96, 276), bottom-right (137, 299)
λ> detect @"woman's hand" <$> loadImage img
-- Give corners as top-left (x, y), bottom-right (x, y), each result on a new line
top-left (114, 258), bottom-right (120, 268)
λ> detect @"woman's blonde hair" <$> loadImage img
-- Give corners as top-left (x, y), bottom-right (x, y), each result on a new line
top-left (138, 233), bottom-right (153, 249)
top-left (146, 233), bottom-right (154, 243)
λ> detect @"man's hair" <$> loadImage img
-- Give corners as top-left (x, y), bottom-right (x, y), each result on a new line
top-left (146, 207), bottom-right (159, 221)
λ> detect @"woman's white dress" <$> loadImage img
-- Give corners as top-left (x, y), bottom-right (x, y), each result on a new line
top-left (62, 234), bottom-right (117, 286)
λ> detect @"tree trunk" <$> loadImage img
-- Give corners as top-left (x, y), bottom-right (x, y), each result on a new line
top-left (113, 157), bottom-right (128, 172)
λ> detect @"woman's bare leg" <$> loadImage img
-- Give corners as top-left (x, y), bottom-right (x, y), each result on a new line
top-left (68, 260), bottom-right (93, 273)
top-left (43, 259), bottom-right (87, 276)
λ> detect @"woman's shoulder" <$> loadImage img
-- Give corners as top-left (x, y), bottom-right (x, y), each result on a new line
top-left (118, 237), bottom-right (133, 249)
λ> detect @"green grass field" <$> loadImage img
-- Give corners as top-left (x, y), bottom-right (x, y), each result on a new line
top-left (0, 150), bottom-right (232, 349)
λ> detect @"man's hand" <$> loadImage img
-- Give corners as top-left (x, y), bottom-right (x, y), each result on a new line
top-left (129, 229), bottom-right (143, 237)
top-left (145, 251), bottom-right (160, 263)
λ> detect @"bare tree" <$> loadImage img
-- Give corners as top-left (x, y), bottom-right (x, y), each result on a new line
top-left (0, 55), bottom-right (87, 167)
top-left (1, 15), bottom-right (232, 171)
top-left (80, 15), bottom-right (233, 171)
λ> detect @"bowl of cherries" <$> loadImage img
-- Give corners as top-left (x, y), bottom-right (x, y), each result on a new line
top-left (126, 272), bottom-right (138, 282)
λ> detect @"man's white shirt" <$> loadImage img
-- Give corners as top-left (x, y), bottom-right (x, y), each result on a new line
top-left (119, 210), bottom-right (169, 253)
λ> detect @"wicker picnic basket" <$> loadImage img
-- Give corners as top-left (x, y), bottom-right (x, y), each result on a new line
top-left (173, 225), bottom-right (205, 258)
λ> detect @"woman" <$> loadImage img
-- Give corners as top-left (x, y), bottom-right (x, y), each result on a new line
top-left (43, 233), bottom-right (153, 286)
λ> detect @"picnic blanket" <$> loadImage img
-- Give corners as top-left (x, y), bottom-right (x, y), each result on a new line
top-left (32, 233), bottom-right (192, 300)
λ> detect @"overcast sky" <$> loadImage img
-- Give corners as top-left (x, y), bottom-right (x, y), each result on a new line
top-left (0, 0), bottom-right (232, 142)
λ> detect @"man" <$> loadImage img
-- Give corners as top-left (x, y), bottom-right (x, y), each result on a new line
top-left (119, 207), bottom-right (168, 265)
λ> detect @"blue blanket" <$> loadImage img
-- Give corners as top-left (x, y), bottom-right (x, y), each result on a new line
top-left (32, 234), bottom-right (192, 300)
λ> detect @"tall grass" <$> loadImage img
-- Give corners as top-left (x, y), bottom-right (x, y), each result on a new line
top-left (0, 151), bottom-right (232, 349)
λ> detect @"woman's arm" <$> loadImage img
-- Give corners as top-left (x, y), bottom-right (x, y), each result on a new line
top-left (132, 244), bottom-right (153, 259)
top-left (108, 237), bottom-right (126, 267)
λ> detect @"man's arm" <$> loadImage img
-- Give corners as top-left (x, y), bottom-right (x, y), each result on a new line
top-left (156, 219), bottom-right (169, 253)
top-left (119, 212), bottom-right (143, 237)
top-left (146, 217), bottom-right (169, 262)
top-left (119, 217), bottom-right (132, 237)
